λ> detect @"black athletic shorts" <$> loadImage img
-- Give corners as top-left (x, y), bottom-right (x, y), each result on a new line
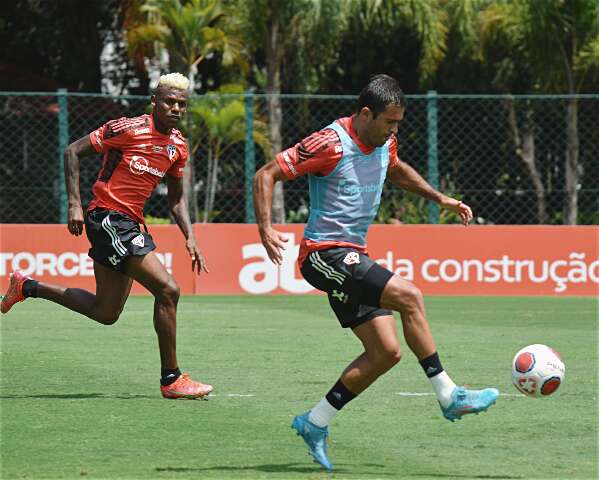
top-left (85, 208), bottom-right (156, 273)
top-left (300, 247), bottom-right (394, 329)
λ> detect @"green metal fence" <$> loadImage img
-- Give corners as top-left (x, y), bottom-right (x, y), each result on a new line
top-left (0, 91), bottom-right (597, 225)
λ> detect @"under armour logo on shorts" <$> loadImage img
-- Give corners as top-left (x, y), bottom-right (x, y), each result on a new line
top-left (343, 252), bottom-right (360, 265)
top-left (331, 290), bottom-right (348, 303)
top-left (132, 234), bottom-right (145, 248)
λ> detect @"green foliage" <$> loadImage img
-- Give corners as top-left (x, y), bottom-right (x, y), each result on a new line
top-left (234, 0), bottom-right (349, 93)
top-left (285, 202), bottom-right (309, 223)
top-left (185, 84), bottom-right (271, 222)
top-left (144, 214), bottom-right (171, 224)
top-left (478, 0), bottom-right (599, 92)
top-left (127, 0), bottom-right (247, 85)
top-left (342, 0), bottom-right (448, 87)
top-left (377, 178), bottom-right (464, 224)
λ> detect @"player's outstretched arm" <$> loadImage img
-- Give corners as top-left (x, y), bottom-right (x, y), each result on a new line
top-left (387, 162), bottom-right (473, 225)
top-left (166, 175), bottom-right (208, 274)
top-left (253, 160), bottom-right (289, 265)
top-left (64, 136), bottom-right (96, 236)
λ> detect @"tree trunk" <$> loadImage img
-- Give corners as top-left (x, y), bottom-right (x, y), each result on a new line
top-left (563, 97), bottom-right (579, 225)
top-left (266, 11), bottom-right (285, 223)
top-left (185, 66), bottom-right (199, 224)
top-left (506, 99), bottom-right (547, 223)
top-left (207, 153), bottom-right (219, 221)
top-left (202, 148), bottom-right (214, 223)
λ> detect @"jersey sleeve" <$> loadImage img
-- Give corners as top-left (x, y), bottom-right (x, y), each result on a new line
top-left (388, 135), bottom-right (402, 168)
top-left (89, 118), bottom-right (135, 153)
top-left (275, 129), bottom-right (343, 179)
top-left (167, 142), bottom-right (188, 178)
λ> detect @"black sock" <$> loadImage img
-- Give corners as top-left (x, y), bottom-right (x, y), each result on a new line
top-left (22, 280), bottom-right (39, 298)
top-left (325, 379), bottom-right (357, 410)
top-left (160, 367), bottom-right (181, 386)
top-left (419, 352), bottom-right (444, 378)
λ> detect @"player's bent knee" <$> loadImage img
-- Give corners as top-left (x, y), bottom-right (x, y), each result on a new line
top-left (156, 280), bottom-right (180, 305)
top-left (389, 281), bottom-right (423, 312)
top-left (374, 345), bottom-right (403, 371)
top-left (94, 311), bottom-right (121, 325)
top-left (388, 346), bottom-right (403, 366)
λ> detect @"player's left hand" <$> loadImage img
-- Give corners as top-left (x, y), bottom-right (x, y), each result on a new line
top-left (441, 197), bottom-right (473, 226)
top-left (186, 240), bottom-right (209, 274)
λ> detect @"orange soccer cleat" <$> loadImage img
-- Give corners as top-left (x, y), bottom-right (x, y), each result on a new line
top-left (1, 271), bottom-right (32, 314)
top-left (160, 373), bottom-right (213, 399)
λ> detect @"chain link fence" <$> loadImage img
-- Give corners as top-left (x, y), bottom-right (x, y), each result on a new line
top-left (1, 92), bottom-right (597, 225)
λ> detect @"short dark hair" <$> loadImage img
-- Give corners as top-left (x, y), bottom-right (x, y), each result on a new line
top-left (357, 74), bottom-right (406, 117)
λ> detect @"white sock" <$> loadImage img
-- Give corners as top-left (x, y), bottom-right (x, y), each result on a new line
top-left (308, 397), bottom-right (339, 428)
top-left (429, 371), bottom-right (457, 408)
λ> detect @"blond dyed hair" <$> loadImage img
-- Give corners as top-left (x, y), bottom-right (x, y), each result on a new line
top-left (157, 73), bottom-right (190, 91)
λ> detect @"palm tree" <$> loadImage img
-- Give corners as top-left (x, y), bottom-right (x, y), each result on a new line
top-left (187, 84), bottom-right (271, 222)
top-left (235, 0), bottom-right (350, 223)
top-left (346, 0), bottom-right (448, 85)
top-left (126, 0), bottom-right (246, 90)
top-left (478, 0), bottom-right (599, 224)
top-left (125, 0), bottom-right (248, 221)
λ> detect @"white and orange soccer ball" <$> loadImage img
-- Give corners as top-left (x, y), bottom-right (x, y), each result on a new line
top-left (512, 344), bottom-right (565, 398)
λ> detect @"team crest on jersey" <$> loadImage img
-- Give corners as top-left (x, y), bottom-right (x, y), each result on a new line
top-left (343, 252), bottom-right (360, 265)
top-left (167, 144), bottom-right (176, 160)
top-left (131, 234), bottom-right (145, 248)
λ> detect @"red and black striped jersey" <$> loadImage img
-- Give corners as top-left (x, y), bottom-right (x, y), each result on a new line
top-left (276, 116), bottom-right (400, 180)
top-left (88, 114), bottom-right (188, 223)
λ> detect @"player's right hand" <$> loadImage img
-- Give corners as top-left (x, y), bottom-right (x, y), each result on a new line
top-left (67, 205), bottom-right (84, 236)
top-left (259, 226), bottom-right (288, 265)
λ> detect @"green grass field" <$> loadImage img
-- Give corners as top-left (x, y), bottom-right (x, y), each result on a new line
top-left (1, 295), bottom-right (597, 479)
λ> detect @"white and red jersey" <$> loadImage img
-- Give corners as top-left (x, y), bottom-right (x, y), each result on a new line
top-left (88, 114), bottom-right (188, 223)
top-left (275, 116), bottom-right (402, 266)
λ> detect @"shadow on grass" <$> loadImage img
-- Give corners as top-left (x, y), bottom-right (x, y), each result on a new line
top-left (154, 465), bottom-right (522, 478)
top-left (156, 463), bottom-right (389, 475)
top-left (156, 463), bottom-right (397, 478)
top-left (412, 474), bottom-right (525, 479)
top-left (0, 393), bottom-right (154, 400)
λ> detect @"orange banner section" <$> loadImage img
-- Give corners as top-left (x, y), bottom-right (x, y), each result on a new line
top-left (1, 224), bottom-right (597, 296)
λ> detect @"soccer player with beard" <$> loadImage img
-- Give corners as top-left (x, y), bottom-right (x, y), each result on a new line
top-left (253, 74), bottom-right (499, 471)
top-left (1, 73), bottom-right (212, 399)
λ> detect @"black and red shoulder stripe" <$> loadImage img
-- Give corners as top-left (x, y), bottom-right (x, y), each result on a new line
top-left (297, 129), bottom-right (340, 164)
top-left (103, 115), bottom-right (149, 139)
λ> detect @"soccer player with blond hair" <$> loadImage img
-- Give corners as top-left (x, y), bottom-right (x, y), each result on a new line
top-left (1, 73), bottom-right (213, 399)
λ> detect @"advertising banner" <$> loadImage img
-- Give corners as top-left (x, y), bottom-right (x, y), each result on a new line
top-left (1, 224), bottom-right (597, 296)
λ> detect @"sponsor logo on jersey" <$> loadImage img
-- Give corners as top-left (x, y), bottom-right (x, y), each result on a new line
top-left (129, 155), bottom-right (166, 177)
top-left (152, 145), bottom-right (163, 153)
top-left (134, 127), bottom-right (151, 135)
top-left (167, 144), bottom-right (177, 160)
top-left (338, 179), bottom-right (382, 196)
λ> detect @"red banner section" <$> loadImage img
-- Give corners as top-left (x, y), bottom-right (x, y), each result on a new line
top-left (1, 224), bottom-right (597, 296)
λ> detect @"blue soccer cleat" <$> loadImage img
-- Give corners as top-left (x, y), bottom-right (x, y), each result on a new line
top-left (291, 412), bottom-right (333, 472)
top-left (441, 386), bottom-right (499, 422)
